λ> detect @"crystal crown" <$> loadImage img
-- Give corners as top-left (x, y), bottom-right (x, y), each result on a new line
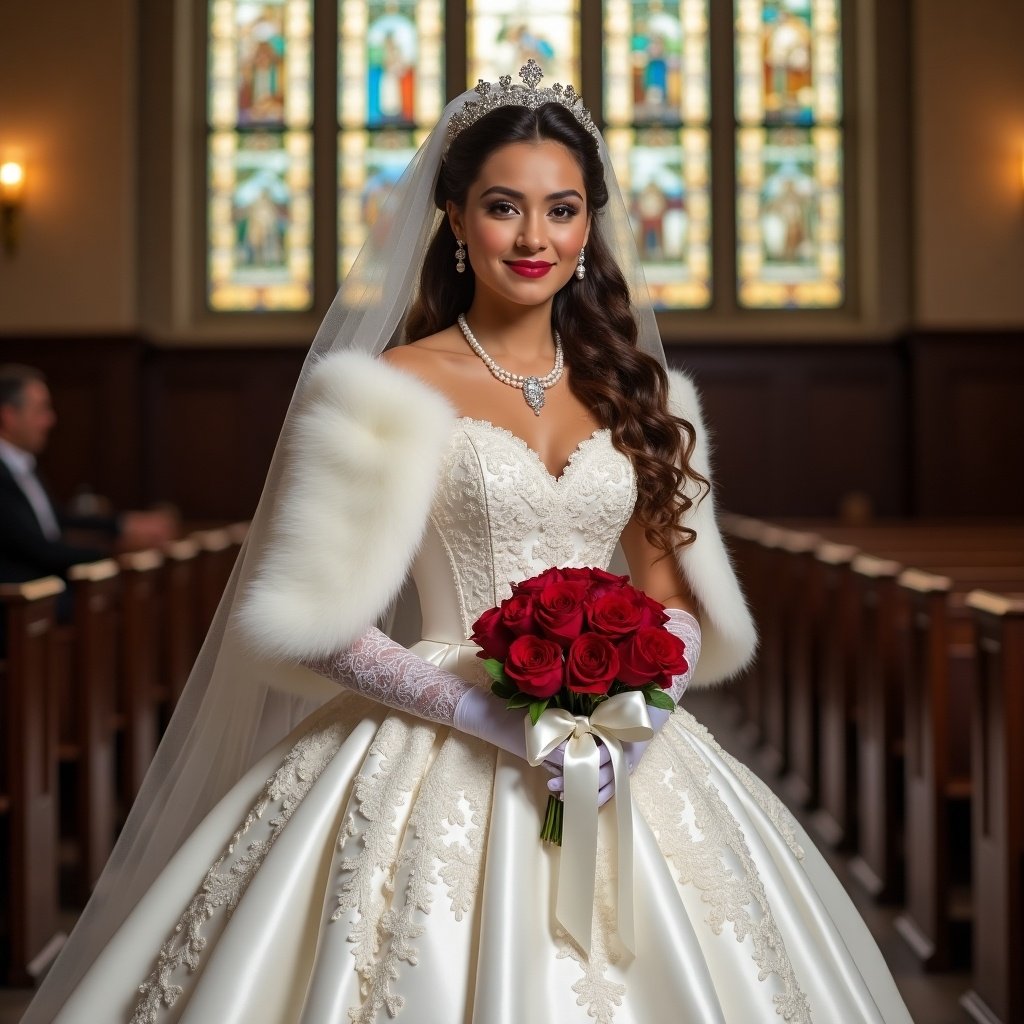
top-left (445, 60), bottom-right (598, 148)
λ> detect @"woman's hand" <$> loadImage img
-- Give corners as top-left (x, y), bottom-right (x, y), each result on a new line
top-left (544, 705), bottom-right (672, 807)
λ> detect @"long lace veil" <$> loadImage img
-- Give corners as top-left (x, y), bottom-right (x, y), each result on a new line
top-left (24, 83), bottom-right (667, 1021)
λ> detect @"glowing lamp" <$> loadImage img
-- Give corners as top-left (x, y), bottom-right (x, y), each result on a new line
top-left (0, 160), bottom-right (25, 255)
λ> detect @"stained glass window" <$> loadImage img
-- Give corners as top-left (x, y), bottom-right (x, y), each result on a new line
top-left (203, 0), bottom-right (848, 318)
top-left (207, 0), bottom-right (314, 311)
top-left (467, 0), bottom-right (580, 89)
top-left (734, 0), bottom-right (843, 308)
top-left (604, 0), bottom-right (711, 309)
top-left (337, 0), bottom-right (444, 278)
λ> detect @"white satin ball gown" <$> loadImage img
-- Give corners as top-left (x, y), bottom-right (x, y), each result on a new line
top-left (51, 416), bottom-right (912, 1024)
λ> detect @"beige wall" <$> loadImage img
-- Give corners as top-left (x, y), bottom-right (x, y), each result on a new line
top-left (0, 0), bottom-right (136, 332)
top-left (913, 0), bottom-right (1024, 327)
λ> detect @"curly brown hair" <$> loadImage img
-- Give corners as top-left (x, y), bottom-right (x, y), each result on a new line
top-left (405, 103), bottom-right (709, 555)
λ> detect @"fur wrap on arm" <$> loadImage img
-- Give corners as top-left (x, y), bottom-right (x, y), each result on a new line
top-left (239, 350), bottom-right (756, 687)
top-left (666, 369), bottom-right (758, 686)
top-left (238, 351), bottom-right (456, 661)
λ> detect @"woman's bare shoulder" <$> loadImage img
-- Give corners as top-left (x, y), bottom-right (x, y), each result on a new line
top-left (382, 328), bottom-right (476, 385)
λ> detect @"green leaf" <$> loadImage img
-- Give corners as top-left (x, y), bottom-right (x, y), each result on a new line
top-left (529, 699), bottom-right (550, 726)
top-left (645, 689), bottom-right (675, 711)
top-left (482, 658), bottom-right (506, 684)
top-left (507, 692), bottom-right (533, 710)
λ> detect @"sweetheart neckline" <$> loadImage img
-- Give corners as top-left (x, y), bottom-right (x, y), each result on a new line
top-left (454, 416), bottom-right (612, 484)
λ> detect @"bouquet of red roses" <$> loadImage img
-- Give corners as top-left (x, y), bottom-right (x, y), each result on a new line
top-left (469, 566), bottom-right (689, 845)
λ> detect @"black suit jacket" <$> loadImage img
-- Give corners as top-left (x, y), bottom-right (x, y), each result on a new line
top-left (0, 460), bottom-right (108, 583)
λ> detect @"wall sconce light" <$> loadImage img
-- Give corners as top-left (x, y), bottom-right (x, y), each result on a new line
top-left (0, 160), bottom-right (26, 256)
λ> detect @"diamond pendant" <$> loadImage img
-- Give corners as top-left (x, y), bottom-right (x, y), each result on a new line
top-left (522, 377), bottom-right (545, 415)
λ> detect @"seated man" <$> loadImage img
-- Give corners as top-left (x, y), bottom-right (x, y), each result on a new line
top-left (0, 364), bottom-right (177, 585)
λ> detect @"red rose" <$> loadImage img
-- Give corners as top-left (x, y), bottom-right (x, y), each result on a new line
top-left (500, 592), bottom-right (536, 636)
top-left (535, 581), bottom-right (588, 646)
top-left (512, 567), bottom-right (565, 596)
top-left (565, 634), bottom-right (620, 694)
top-left (470, 606), bottom-right (514, 660)
top-left (617, 626), bottom-right (689, 688)
top-left (587, 591), bottom-right (645, 638)
top-left (559, 567), bottom-right (595, 584)
top-left (633, 590), bottom-right (670, 629)
top-left (585, 567), bottom-right (631, 600)
top-left (505, 635), bottom-right (565, 699)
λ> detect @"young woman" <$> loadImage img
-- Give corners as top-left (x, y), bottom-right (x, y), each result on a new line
top-left (27, 65), bottom-right (912, 1023)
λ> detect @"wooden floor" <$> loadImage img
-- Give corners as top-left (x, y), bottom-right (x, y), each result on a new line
top-left (0, 688), bottom-right (970, 1023)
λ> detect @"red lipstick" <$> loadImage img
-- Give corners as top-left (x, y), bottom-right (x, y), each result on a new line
top-left (505, 260), bottom-right (554, 278)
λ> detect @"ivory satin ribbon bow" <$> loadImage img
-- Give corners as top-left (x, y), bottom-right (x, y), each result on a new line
top-left (525, 690), bottom-right (654, 957)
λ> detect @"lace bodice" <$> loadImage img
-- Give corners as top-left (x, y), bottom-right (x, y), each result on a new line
top-left (412, 417), bottom-right (638, 643)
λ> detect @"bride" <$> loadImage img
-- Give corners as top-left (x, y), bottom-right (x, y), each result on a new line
top-left (25, 64), bottom-right (912, 1023)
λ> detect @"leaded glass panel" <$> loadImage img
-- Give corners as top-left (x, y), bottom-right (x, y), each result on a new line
top-left (467, 0), bottom-right (579, 88)
top-left (736, 125), bottom-right (842, 308)
top-left (207, 0), bottom-right (314, 311)
top-left (604, 1), bottom-right (711, 308)
top-left (337, 1), bottom-right (444, 279)
top-left (607, 126), bottom-right (710, 309)
top-left (208, 130), bottom-right (314, 311)
top-left (734, 0), bottom-right (843, 307)
top-left (604, 0), bottom-right (709, 126)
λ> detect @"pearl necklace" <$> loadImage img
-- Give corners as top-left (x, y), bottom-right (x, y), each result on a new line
top-left (457, 314), bottom-right (564, 416)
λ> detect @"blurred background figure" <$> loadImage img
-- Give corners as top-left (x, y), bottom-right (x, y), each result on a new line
top-left (0, 363), bottom-right (178, 586)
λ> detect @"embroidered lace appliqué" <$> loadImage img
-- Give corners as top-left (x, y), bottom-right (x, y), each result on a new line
top-left (330, 716), bottom-right (436, 1005)
top-left (128, 697), bottom-right (357, 1023)
top-left (555, 826), bottom-right (627, 1023)
top-left (675, 711), bottom-right (805, 861)
top-left (636, 712), bottom-right (812, 1023)
top-left (305, 627), bottom-right (471, 725)
top-left (348, 732), bottom-right (494, 1022)
top-left (428, 419), bottom-right (637, 634)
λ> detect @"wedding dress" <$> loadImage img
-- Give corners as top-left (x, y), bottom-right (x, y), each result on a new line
top-left (51, 414), bottom-right (912, 1024)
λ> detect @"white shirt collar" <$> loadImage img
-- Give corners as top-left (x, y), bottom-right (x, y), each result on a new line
top-left (0, 436), bottom-right (36, 477)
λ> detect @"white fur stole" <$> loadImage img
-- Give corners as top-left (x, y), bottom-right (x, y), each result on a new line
top-left (238, 351), bottom-right (455, 660)
top-left (666, 369), bottom-right (758, 686)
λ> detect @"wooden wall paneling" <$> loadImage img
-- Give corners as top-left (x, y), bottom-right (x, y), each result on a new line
top-left (672, 342), bottom-right (909, 518)
top-left (143, 347), bottom-right (304, 522)
top-left (912, 332), bottom-right (1024, 517)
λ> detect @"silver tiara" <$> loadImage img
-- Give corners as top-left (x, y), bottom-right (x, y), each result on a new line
top-left (445, 60), bottom-right (599, 148)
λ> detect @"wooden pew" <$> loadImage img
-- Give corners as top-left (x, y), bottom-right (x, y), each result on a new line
top-left (117, 549), bottom-right (164, 806)
top-left (893, 569), bottom-right (974, 969)
top-left (0, 577), bottom-right (66, 984)
top-left (960, 591), bottom-right (1024, 1024)
top-left (848, 550), bottom-right (1024, 903)
top-left (191, 527), bottom-right (237, 638)
top-left (809, 541), bottom-right (862, 849)
top-left (719, 516), bottom-right (771, 747)
top-left (846, 554), bottom-right (908, 901)
top-left (161, 538), bottom-right (199, 707)
top-left (60, 559), bottom-right (120, 905)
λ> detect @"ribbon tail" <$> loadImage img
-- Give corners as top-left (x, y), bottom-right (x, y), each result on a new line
top-left (557, 732), bottom-right (600, 957)
top-left (603, 734), bottom-right (637, 956)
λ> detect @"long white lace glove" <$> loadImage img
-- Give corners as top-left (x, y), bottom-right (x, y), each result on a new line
top-left (454, 685), bottom-right (609, 775)
top-left (304, 627), bottom-right (576, 771)
top-left (546, 608), bottom-right (702, 807)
